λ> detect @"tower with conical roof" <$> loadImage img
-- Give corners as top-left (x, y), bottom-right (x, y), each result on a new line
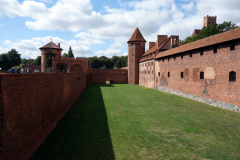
top-left (39, 41), bottom-right (63, 72)
top-left (127, 27), bottom-right (146, 84)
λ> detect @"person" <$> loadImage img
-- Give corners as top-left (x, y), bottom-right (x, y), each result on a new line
top-left (21, 68), bottom-right (24, 73)
top-left (29, 68), bottom-right (32, 73)
top-left (27, 68), bottom-right (29, 73)
top-left (10, 67), bottom-right (15, 73)
top-left (16, 67), bottom-right (20, 73)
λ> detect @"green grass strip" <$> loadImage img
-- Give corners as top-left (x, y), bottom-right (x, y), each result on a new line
top-left (30, 84), bottom-right (240, 160)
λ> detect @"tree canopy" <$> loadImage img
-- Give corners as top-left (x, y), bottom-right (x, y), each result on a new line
top-left (180, 21), bottom-right (239, 44)
top-left (0, 49), bottom-right (21, 70)
top-left (88, 55), bottom-right (128, 69)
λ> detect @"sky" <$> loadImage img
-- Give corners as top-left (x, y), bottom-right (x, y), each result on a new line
top-left (0, 0), bottom-right (240, 59)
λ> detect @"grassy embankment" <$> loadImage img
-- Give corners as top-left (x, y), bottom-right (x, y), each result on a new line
top-left (30, 84), bottom-right (240, 160)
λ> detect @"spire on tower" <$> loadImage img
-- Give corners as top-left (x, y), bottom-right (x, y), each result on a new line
top-left (128, 27), bottom-right (146, 43)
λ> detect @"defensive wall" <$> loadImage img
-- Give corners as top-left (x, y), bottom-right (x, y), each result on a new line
top-left (0, 73), bottom-right (86, 160)
top-left (153, 29), bottom-right (240, 113)
top-left (87, 68), bottom-right (128, 84)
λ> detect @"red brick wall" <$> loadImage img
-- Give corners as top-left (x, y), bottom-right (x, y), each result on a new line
top-left (139, 60), bottom-right (155, 88)
top-left (88, 68), bottom-right (128, 84)
top-left (155, 41), bottom-right (240, 106)
top-left (0, 73), bottom-right (86, 160)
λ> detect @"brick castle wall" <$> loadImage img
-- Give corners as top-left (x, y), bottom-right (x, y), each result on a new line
top-left (88, 68), bottom-right (128, 84)
top-left (154, 41), bottom-right (240, 109)
top-left (0, 73), bottom-right (86, 160)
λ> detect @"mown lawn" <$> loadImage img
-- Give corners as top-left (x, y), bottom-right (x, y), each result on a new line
top-left (30, 84), bottom-right (240, 160)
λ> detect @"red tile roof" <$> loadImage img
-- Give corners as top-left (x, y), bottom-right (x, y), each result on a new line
top-left (155, 27), bottom-right (240, 59)
top-left (139, 37), bottom-right (172, 62)
top-left (39, 42), bottom-right (63, 50)
top-left (128, 27), bottom-right (146, 43)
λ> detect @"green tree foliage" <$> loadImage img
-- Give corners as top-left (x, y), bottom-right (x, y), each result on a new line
top-left (33, 56), bottom-right (41, 65)
top-left (68, 46), bottom-right (74, 57)
top-left (62, 53), bottom-right (69, 57)
top-left (181, 21), bottom-right (239, 44)
top-left (114, 56), bottom-right (128, 68)
top-left (88, 55), bottom-right (128, 69)
top-left (0, 49), bottom-right (21, 70)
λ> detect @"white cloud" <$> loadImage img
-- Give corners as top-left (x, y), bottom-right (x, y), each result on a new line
top-left (181, 2), bottom-right (194, 12)
top-left (1, 0), bottom-right (240, 58)
top-left (3, 36), bottom-right (93, 59)
top-left (95, 49), bottom-right (125, 57)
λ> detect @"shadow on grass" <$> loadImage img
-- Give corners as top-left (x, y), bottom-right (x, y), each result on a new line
top-left (30, 84), bottom-right (115, 160)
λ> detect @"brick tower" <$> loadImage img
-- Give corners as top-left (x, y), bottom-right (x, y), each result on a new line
top-left (203, 15), bottom-right (217, 28)
top-left (127, 27), bottom-right (146, 84)
top-left (39, 41), bottom-right (63, 72)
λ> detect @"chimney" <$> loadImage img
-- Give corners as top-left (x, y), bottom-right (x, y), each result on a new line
top-left (156, 35), bottom-right (168, 48)
top-left (170, 35), bottom-right (179, 48)
top-left (58, 43), bottom-right (60, 47)
top-left (149, 42), bottom-right (155, 50)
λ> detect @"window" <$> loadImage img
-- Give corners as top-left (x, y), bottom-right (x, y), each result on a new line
top-left (163, 58), bottom-right (164, 62)
top-left (181, 72), bottom-right (184, 78)
top-left (145, 63), bottom-right (146, 66)
top-left (229, 71), bottom-right (236, 82)
top-left (45, 49), bottom-right (46, 51)
top-left (58, 49), bottom-right (59, 52)
top-left (200, 71), bottom-right (204, 79)
top-left (168, 57), bottom-right (169, 61)
top-left (50, 49), bottom-right (53, 51)
top-left (152, 70), bottom-right (153, 74)
top-left (200, 49), bottom-right (203, 55)
top-left (181, 54), bottom-right (183, 59)
top-left (213, 46), bottom-right (217, 53)
top-left (158, 72), bottom-right (160, 76)
top-left (190, 52), bottom-right (192, 57)
top-left (174, 56), bottom-right (176, 60)
top-left (168, 72), bottom-right (170, 77)
top-left (145, 71), bottom-right (146, 74)
top-left (230, 43), bottom-right (235, 50)
top-left (152, 62), bottom-right (153, 66)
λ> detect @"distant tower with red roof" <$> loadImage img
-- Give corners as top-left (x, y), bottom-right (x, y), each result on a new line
top-left (39, 41), bottom-right (63, 72)
top-left (127, 28), bottom-right (146, 84)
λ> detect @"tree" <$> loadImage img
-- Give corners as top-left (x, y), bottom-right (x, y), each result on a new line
top-left (6, 49), bottom-right (21, 67)
top-left (33, 56), bottom-right (41, 65)
top-left (181, 21), bottom-right (239, 44)
top-left (61, 53), bottom-right (68, 57)
top-left (0, 53), bottom-right (9, 70)
top-left (68, 46), bottom-right (74, 57)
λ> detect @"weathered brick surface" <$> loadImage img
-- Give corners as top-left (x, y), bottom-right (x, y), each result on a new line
top-left (155, 41), bottom-right (240, 106)
top-left (88, 68), bottom-right (128, 84)
top-left (0, 73), bottom-right (86, 160)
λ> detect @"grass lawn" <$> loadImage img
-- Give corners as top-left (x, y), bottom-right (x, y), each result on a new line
top-left (30, 84), bottom-right (240, 160)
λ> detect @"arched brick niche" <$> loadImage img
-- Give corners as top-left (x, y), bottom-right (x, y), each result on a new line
top-left (71, 64), bottom-right (82, 73)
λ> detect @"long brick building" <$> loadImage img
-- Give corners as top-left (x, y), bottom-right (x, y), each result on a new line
top-left (128, 16), bottom-right (240, 112)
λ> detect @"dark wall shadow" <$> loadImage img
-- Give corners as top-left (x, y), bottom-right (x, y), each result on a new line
top-left (30, 84), bottom-right (115, 160)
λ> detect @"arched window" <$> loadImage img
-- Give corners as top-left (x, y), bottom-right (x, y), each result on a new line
top-left (168, 72), bottom-right (170, 77)
top-left (200, 71), bottom-right (204, 79)
top-left (181, 72), bottom-right (184, 78)
top-left (229, 71), bottom-right (236, 82)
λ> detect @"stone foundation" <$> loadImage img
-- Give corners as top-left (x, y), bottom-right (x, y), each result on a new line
top-left (155, 85), bottom-right (240, 113)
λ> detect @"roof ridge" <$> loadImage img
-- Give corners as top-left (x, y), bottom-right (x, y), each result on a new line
top-left (154, 27), bottom-right (240, 59)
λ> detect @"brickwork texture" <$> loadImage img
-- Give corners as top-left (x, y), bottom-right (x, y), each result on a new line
top-left (0, 73), bottom-right (86, 160)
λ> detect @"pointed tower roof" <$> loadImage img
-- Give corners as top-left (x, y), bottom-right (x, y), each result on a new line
top-left (39, 42), bottom-right (63, 50)
top-left (128, 27), bottom-right (146, 43)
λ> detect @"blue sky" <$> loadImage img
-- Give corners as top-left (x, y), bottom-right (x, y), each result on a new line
top-left (0, 0), bottom-right (240, 59)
